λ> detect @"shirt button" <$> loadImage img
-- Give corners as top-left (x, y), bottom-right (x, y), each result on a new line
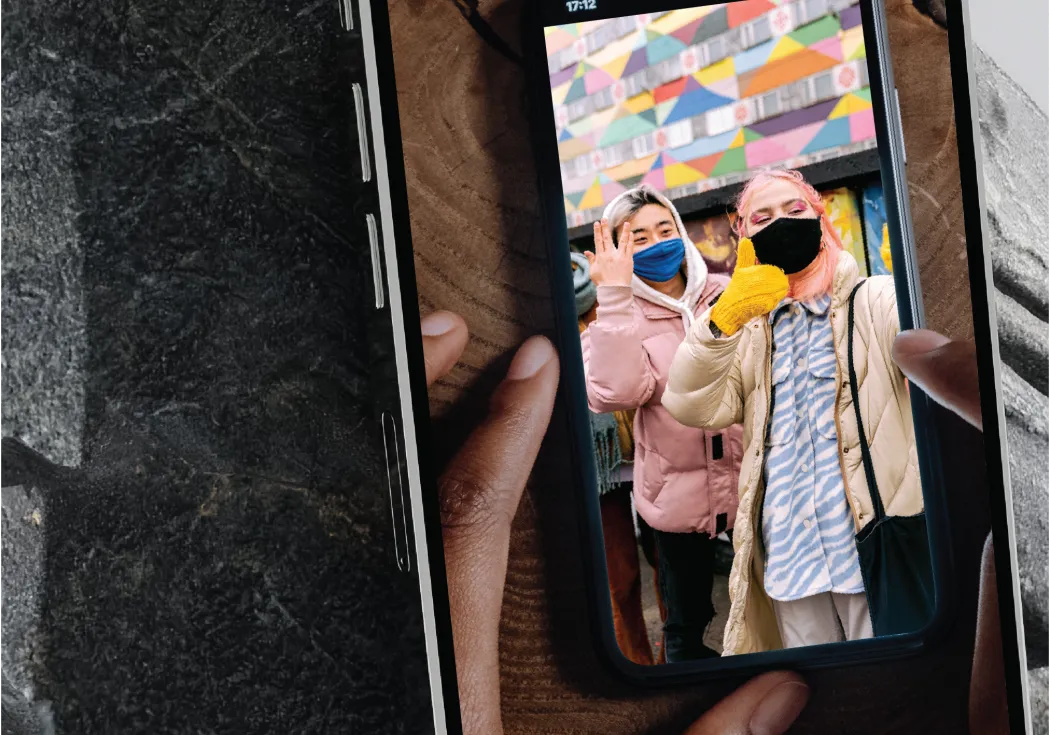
top-left (797, 358), bottom-right (807, 369)
top-left (803, 519), bottom-right (813, 529)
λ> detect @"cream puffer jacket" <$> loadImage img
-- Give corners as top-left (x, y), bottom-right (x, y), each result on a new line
top-left (662, 251), bottom-right (923, 655)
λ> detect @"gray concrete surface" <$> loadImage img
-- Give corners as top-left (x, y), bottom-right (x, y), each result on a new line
top-left (1, 2), bottom-right (431, 732)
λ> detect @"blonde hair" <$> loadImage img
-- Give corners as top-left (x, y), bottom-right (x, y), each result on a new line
top-left (734, 169), bottom-right (841, 301)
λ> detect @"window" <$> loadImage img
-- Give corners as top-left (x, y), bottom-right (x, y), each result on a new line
top-left (568, 99), bottom-right (590, 123)
top-left (691, 115), bottom-right (708, 139)
top-left (751, 17), bottom-right (772, 44)
top-left (706, 104), bottom-right (736, 136)
top-left (760, 91), bottom-right (781, 118)
top-left (602, 145), bottom-right (624, 168)
top-left (623, 72), bottom-right (645, 98)
top-left (632, 133), bottom-right (656, 159)
top-left (643, 67), bottom-right (662, 91)
top-left (655, 57), bottom-right (682, 86)
top-left (707, 36), bottom-right (726, 64)
top-left (664, 119), bottom-right (694, 149)
top-left (574, 154), bottom-right (590, 177)
top-left (730, 27), bottom-right (749, 55)
top-left (593, 87), bottom-right (614, 111)
top-left (813, 71), bottom-right (834, 100)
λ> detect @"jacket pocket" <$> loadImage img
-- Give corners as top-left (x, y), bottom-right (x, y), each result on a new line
top-left (765, 352), bottom-right (795, 446)
top-left (638, 442), bottom-right (668, 505)
top-left (806, 349), bottom-right (839, 440)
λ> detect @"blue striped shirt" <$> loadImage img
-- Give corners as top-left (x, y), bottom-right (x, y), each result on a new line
top-left (761, 294), bottom-right (864, 602)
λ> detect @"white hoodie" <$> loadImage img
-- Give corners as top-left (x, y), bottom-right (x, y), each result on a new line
top-left (599, 185), bottom-right (709, 328)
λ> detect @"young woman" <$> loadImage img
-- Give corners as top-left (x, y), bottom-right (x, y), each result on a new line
top-left (580, 184), bottom-right (743, 662)
top-left (661, 169), bottom-right (924, 655)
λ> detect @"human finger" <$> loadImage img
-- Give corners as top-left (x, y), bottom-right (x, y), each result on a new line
top-left (892, 330), bottom-right (982, 429)
top-left (422, 310), bottom-right (469, 387)
top-left (594, 221), bottom-right (605, 255)
top-left (602, 218), bottom-right (615, 254)
top-left (969, 534), bottom-right (1010, 734)
top-left (438, 336), bottom-right (560, 735)
top-left (620, 222), bottom-right (633, 257)
top-left (736, 236), bottom-right (757, 270)
top-left (683, 671), bottom-right (809, 735)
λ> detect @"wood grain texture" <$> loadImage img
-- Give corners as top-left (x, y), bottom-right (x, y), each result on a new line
top-left (390, 0), bottom-right (990, 731)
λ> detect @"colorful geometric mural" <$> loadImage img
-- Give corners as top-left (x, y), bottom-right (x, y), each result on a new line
top-left (547, 0), bottom-right (878, 229)
top-left (861, 182), bottom-right (891, 275)
top-left (823, 187), bottom-right (868, 276)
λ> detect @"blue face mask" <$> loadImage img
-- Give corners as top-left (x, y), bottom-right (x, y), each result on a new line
top-left (632, 237), bottom-right (685, 282)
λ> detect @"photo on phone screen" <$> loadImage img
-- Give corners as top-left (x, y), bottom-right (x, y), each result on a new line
top-left (536, 0), bottom-right (949, 669)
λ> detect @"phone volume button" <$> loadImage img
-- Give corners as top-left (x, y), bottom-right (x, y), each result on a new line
top-left (352, 82), bottom-right (372, 183)
top-left (894, 87), bottom-right (907, 167)
top-left (366, 213), bottom-right (385, 310)
top-left (381, 411), bottom-right (412, 573)
top-left (337, 0), bottom-right (354, 31)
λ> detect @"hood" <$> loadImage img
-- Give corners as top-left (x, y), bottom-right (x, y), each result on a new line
top-left (600, 186), bottom-right (709, 324)
top-left (570, 251), bottom-right (597, 317)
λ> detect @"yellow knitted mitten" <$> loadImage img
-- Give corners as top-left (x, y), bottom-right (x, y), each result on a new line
top-left (880, 223), bottom-right (894, 274)
top-left (710, 237), bottom-right (789, 336)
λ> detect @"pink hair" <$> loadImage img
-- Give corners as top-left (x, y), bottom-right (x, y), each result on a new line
top-left (733, 169), bottom-right (842, 301)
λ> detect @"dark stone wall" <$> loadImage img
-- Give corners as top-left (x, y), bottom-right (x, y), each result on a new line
top-left (2, 1), bottom-right (431, 732)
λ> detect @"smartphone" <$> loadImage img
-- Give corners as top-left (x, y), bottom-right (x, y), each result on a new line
top-left (356, 0), bottom-right (1029, 729)
top-left (520, 0), bottom-right (1030, 710)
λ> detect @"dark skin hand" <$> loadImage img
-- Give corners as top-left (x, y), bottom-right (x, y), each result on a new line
top-left (421, 311), bottom-right (1009, 734)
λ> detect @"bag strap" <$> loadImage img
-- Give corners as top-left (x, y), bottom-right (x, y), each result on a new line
top-left (847, 279), bottom-right (886, 522)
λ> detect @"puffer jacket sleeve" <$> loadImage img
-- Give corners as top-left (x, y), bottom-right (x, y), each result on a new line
top-left (581, 285), bottom-right (657, 412)
top-left (662, 306), bottom-right (746, 430)
top-left (866, 276), bottom-right (908, 393)
top-left (869, 276), bottom-right (901, 360)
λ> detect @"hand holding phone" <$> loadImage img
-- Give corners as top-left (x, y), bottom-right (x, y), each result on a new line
top-left (585, 220), bottom-right (636, 288)
top-left (422, 314), bottom-right (1007, 734)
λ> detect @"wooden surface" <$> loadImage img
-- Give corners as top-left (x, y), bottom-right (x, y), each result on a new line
top-left (390, 0), bottom-right (989, 731)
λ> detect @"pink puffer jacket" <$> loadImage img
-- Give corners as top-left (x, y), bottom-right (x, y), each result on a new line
top-left (581, 271), bottom-right (744, 536)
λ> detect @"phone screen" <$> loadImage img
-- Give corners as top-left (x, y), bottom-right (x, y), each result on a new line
top-left (537, 0), bottom-right (951, 667)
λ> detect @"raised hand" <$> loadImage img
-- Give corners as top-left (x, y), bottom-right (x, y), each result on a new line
top-left (708, 237), bottom-right (790, 336)
top-left (584, 219), bottom-right (635, 287)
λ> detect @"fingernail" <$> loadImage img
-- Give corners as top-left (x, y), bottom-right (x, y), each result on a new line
top-left (506, 336), bottom-right (555, 380)
top-left (892, 328), bottom-right (951, 357)
top-left (421, 311), bottom-right (459, 336)
top-left (749, 681), bottom-right (809, 735)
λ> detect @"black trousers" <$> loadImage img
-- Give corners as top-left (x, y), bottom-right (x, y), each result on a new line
top-left (654, 529), bottom-right (725, 662)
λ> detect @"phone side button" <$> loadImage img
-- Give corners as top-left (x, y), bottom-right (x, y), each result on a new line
top-left (894, 87), bottom-right (907, 167)
top-left (352, 82), bottom-right (372, 182)
top-left (337, 0), bottom-right (354, 30)
top-left (381, 411), bottom-right (412, 573)
top-left (366, 213), bottom-right (386, 310)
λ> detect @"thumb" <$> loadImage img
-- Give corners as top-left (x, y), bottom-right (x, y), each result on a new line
top-left (736, 237), bottom-right (757, 270)
top-left (684, 672), bottom-right (809, 735)
top-left (891, 330), bottom-right (982, 429)
top-left (584, 250), bottom-right (596, 265)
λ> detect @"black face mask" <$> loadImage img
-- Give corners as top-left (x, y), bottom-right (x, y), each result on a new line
top-left (749, 217), bottom-right (823, 274)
